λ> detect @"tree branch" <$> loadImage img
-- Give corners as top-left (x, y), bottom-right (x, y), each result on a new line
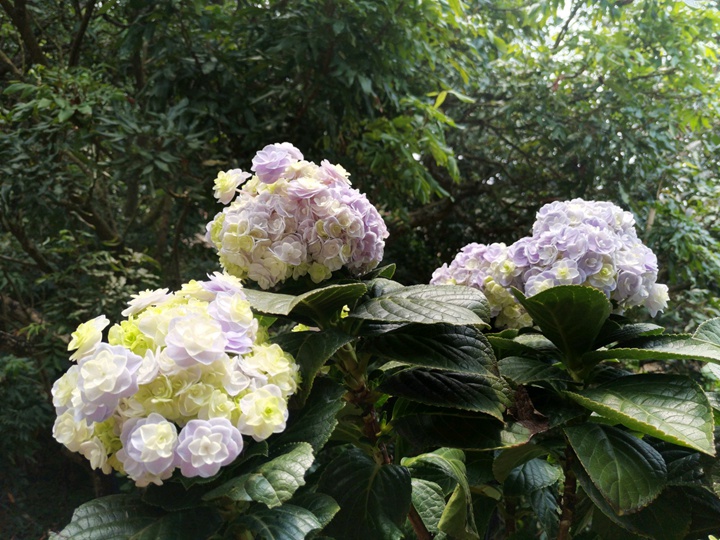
top-left (0, 0), bottom-right (48, 66)
top-left (68, 0), bottom-right (96, 67)
top-left (0, 47), bottom-right (23, 77)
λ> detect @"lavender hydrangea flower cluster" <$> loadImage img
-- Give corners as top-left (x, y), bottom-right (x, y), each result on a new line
top-left (431, 199), bottom-right (670, 329)
top-left (52, 273), bottom-right (300, 487)
top-left (206, 143), bottom-right (389, 289)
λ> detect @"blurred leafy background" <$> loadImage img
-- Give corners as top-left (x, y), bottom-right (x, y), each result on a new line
top-left (1, 0), bottom-right (719, 536)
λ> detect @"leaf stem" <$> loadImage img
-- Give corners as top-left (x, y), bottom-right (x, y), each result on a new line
top-left (558, 444), bottom-right (577, 540)
top-left (408, 504), bottom-right (433, 540)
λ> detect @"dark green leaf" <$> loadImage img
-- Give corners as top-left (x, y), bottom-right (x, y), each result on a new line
top-left (565, 375), bottom-right (715, 455)
top-left (232, 504), bottom-right (323, 540)
top-left (498, 356), bottom-right (570, 385)
top-left (379, 368), bottom-right (510, 420)
top-left (128, 508), bottom-right (222, 540)
top-left (393, 410), bottom-right (531, 451)
top-left (367, 323), bottom-right (498, 377)
top-left (513, 285), bottom-right (612, 366)
top-left (585, 334), bottom-right (720, 365)
top-left (565, 424), bottom-right (666, 513)
top-left (203, 443), bottom-right (314, 506)
top-left (349, 285), bottom-right (490, 326)
top-left (272, 329), bottom-right (354, 405)
top-left (493, 443), bottom-right (551, 482)
top-left (49, 495), bottom-right (161, 539)
top-left (245, 283), bottom-right (367, 325)
top-left (528, 487), bottom-right (560, 538)
top-left (594, 320), bottom-right (664, 349)
top-left (402, 448), bottom-right (477, 540)
top-left (504, 458), bottom-right (562, 495)
top-left (318, 447), bottom-right (411, 540)
top-left (410, 478), bottom-right (446, 534)
top-left (271, 377), bottom-right (345, 453)
top-left (575, 465), bottom-right (690, 539)
top-left (289, 493), bottom-right (340, 530)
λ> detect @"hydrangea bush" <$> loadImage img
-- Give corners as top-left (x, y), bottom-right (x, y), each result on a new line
top-left (52, 272), bottom-right (299, 486)
top-left (206, 143), bottom-right (389, 289)
top-left (52, 152), bottom-right (720, 540)
top-left (432, 199), bottom-right (670, 328)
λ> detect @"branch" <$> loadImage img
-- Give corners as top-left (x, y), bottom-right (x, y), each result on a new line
top-left (0, 47), bottom-right (23, 77)
top-left (552, 0), bottom-right (582, 51)
top-left (68, 0), bottom-right (96, 67)
top-left (0, 0), bottom-right (47, 66)
top-left (0, 212), bottom-right (55, 273)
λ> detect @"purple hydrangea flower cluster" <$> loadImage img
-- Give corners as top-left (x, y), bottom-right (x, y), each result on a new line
top-left (52, 273), bottom-right (299, 486)
top-left (431, 199), bottom-right (669, 329)
top-left (206, 143), bottom-right (389, 289)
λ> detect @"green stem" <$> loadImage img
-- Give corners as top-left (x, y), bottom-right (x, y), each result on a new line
top-left (558, 444), bottom-right (577, 540)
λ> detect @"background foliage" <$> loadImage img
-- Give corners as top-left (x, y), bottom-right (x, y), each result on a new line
top-left (1, 0), bottom-right (720, 537)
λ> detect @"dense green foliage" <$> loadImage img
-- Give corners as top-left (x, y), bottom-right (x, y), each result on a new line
top-left (2, 0), bottom-right (720, 537)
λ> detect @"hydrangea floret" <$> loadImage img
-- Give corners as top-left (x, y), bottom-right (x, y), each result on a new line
top-left (205, 142), bottom-right (389, 289)
top-left (432, 199), bottom-right (669, 329)
top-left (52, 273), bottom-right (300, 486)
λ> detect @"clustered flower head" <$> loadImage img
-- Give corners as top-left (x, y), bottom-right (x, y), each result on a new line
top-left (431, 199), bottom-right (670, 329)
top-left (206, 143), bottom-right (389, 289)
top-left (52, 273), bottom-right (299, 487)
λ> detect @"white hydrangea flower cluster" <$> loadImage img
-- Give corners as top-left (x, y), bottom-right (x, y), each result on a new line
top-left (206, 142), bottom-right (389, 289)
top-left (431, 199), bottom-right (670, 329)
top-left (52, 272), bottom-right (299, 487)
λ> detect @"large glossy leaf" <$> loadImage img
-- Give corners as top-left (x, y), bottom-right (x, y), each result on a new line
top-left (593, 319), bottom-right (664, 349)
top-left (487, 334), bottom-right (558, 359)
top-left (393, 410), bottom-right (531, 451)
top-left (232, 504), bottom-right (324, 540)
top-left (585, 329), bottom-right (720, 365)
top-left (492, 443), bottom-right (551, 482)
top-left (349, 285), bottom-right (490, 326)
top-left (575, 465), bottom-right (690, 540)
top-left (289, 493), bottom-right (341, 530)
top-left (565, 374), bottom-right (715, 455)
top-left (409, 478), bottom-right (446, 535)
top-left (503, 458), bottom-right (562, 496)
top-left (49, 495), bottom-right (221, 540)
top-left (565, 424), bottom-right (666, 514)
top-left (203, 443), bottom-right (314, 507)
top-left (272, 328), bottom-right (354, 405)
top-left (379, 368), bottom-right (510, 421)
top-left (270, 377), bottom-right (345, 453)
top-left (244, 283), bottom-right (367, 325)
top-left (498, 356), bottom-right (570, 385)
top-left (513, 285), bottom-right (612, 366)
top-left (402, 448), bottom-right (477, 540)
top-left (318, 447), bottom-right (411, 540)
top-left (367, 323), bottom-right (498, 377)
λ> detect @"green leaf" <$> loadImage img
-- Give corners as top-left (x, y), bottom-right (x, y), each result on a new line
top-left (565, 424), bottom-right (666, 513)
top-left (410, 478), bottom-right (446, 534)
top-left (367, 323), bottom-right (498, 377)
top-left (244, 283), bottom-right (367, 325)
top-left (493, 443), bottom-right (551, 482)
top-left (289, 493), bottom-right (340, 530)
top-left (402, 448), bottom-right (477, 540)
top-left (565, 374), bottom-right (715, 455)
top-left (270, 377), bottom-right (345, 453)
top-left (50, 495), bottom-right (220, 539)
top-left (594, 320), bottom-right (664, 348)
top-left (349, 285), bottom-right (490, 326)
top-left (498, 356), bottom-right (570, 385)
top-left (488, 334), bottom-right (558, 359)
top-left (379, 368), bottom-right (510, 421)
top-left (203, 443), bottom-right (314, 507)
top-left (393, 410), bottom-right (531, 451)
top-left (512, 286), bottom-right (612, 367)
top-left (128, 508), bottom-right (223, 540)
top-left (58, 107), bottom-right (76, 122)
top-left (528, 486), bottom-right (560, 538)
top-left (575, 465), bottom-right (691, 540)
top-left (504, 458), bottom-right (562, 496)
top-left (49, 495), bottom-right (164, 539)
top-left (272, 329), bottom-right (354, 405)
top-left (583, 335), bottom-right (717, 363)
top-left (318, 447), bottom-right (411, 540)
top-left (232, 504), bottom-right (324, 540)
